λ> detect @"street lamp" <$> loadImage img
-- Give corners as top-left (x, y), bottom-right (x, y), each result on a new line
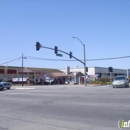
top-left (74, 65), bottom-right (78, 83)
top-left (72, 36), bottom-right (87, 86)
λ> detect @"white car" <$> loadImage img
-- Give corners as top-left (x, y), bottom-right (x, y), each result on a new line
top-left (112, 76), bottom-right (129, 88)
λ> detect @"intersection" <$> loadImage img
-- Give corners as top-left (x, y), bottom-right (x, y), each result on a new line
top-left (0, 85), bottom-right (130, 130)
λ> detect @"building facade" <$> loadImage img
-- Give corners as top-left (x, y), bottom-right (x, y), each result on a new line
top-left (0, 66), bottom-right (84, 84)
top-left (0, 65), bottom-right (129, 84)
top-left (0, 66), bottom-right (62, 81)
top-left (60, 67), bottom-right (129, 79)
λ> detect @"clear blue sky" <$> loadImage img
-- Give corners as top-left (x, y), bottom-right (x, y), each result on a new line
top-left (0, 0), bottom-right (130, 69)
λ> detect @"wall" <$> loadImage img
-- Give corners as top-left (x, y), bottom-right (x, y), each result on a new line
top-left (61, 67), bottom-right (127, 78)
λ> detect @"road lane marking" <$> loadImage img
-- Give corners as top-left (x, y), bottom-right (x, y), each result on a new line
top-left (15, 88), bottom-right (35, 90)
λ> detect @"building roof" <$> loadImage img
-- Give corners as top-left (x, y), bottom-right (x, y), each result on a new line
top-left (60, 67), bottom-right (127, 70)
top-left (0, 65), bottom-right (62, 73)
top-left (18, 67), bottom-right (63, 74)
top-left (67, 72), bottom-right (84, 77)
top-left (51, 72), bottom-right (67, 77)
top-left (36, 71), bottom-right (84, 78)
top-left (28, 67), bottom-right (62, 73)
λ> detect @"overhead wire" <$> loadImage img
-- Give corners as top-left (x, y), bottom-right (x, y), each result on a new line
top-left (25, 55), bottom-right (130, 61)
top-left (0, 57), bottom-right (22, 65)
top-left (0, 55), bottom-right (130, 66)
top-left (86, 55), bottom-right (130, 61)
top-left (0, 57), bottom-right (20, 60)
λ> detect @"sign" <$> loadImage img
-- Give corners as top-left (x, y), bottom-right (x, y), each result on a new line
top-left (56, 53), bottom-right (63, 57)
top-left (12, 77), bottom-right (28, 82)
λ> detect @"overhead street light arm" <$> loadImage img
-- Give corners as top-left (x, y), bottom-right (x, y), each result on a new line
top-left (40, 45), bottom-right (84, 65)
top-left (72, 37), bottom-right (85, 46)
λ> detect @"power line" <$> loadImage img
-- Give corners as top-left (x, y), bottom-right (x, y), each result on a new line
top-left (0, 55), bottom-right (130, 66)
top-left (87, 56), bottom-right (130, 61)
top-left (0, 57), bottom-right (20, 60)
top-left (0, 57), bottom-right (21, 65)
top-left (25, 55), bottom-right (130, 61)
top-left (26, 56), bottom-right (75, 61)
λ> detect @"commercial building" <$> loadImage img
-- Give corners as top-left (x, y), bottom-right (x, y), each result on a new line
top-left (0, 65), bottom-right (62, 81)
top-left (0, 65), bottom-right (129, 84)
top-left (60, 67), bottom-right (129, 79)
top-left (0, 66), bottom-right (84, 84)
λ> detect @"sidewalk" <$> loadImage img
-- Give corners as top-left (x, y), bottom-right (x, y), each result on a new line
top-left (11, 84), bottom-right (112, 89)
top-left (69, 84), bottom-right (112, 87)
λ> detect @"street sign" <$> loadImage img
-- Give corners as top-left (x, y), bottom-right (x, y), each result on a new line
top-left (56, 53), bottom-right (63, 57)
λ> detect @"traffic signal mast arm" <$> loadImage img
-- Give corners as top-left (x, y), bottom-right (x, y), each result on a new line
top-left (40, 45), bottom-right (84, 65)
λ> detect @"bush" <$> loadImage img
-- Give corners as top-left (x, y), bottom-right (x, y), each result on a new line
top-left (88, 78), bottom-right (111, 85)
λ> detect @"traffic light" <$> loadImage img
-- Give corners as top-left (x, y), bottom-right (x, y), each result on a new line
top-left (108, 67), bottom-right (113, 72)
top-left (36, 42), bottom-right (41, 51)
top-left (86, 67), bottom-right (88, 72)
top-left (54, 46), bottom-right (58, 54)
top-left (69, 51), bottom-right (72, 58)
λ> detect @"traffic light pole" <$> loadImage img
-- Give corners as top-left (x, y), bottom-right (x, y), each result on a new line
top-left (40, 45), bottom-right (84, 65)
top-left (72, 37), bottom-right (87, 86)
top-left (83, 44), bottom-right (86, 86)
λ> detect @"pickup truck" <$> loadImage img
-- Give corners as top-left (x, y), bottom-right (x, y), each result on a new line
top-left (0, 79), bottom-right (12, 91)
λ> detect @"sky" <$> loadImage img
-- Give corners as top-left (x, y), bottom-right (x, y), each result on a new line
top-left (0, 0), bottom-right (130, 69)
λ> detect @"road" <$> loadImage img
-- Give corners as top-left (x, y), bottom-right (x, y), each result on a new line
top-left (0, 85), bottom-right (130, 130)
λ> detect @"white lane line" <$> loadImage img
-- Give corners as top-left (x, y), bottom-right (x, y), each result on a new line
top-left (15, 88), bottom-right (35, 90)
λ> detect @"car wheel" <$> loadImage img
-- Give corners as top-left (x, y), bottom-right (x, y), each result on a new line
top-left (113, 86), bottom-right (115, 88)
top-left (125, 84), bottom-right (127, 88)
top-left (0, 87), bottom-right (4, 91)
top-left (7, 87), bottom-right (10, 89)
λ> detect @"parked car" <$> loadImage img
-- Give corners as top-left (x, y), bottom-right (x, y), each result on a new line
top-left (112, 76), bottom-right (129, 88)
top-left (0, 79), bottom-right (12, 91)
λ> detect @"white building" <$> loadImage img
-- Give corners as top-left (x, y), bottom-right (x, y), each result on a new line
top-left (60, 67), bottom-right (129, 79)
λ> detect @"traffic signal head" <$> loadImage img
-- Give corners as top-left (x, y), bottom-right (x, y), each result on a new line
top-left (54, 46), bottom-right (58, 54)
top-left (70, 51), bottom-right (72, 58)
top-left (36, 42), bottom-right (41, 51)
top-left (86, 67), bottom-right (88, 72)
top-left (108, 67), bottom-right (113, 72)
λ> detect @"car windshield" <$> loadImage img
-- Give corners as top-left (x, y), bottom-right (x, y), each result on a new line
top-left (114, 77), bottom-right (125, 80)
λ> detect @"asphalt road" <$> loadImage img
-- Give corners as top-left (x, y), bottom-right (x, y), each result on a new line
top-left (0, 85), bottom-right (130, 130)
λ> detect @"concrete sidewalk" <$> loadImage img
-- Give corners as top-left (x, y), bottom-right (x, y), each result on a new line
top-left (11, 84), bottom-right (112, 89)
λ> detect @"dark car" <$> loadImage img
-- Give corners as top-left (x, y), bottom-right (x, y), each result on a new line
top-left (0, 79), bottom-right (12, 91)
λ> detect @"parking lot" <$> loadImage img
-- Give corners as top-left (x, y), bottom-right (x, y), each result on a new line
top-left (0, 85), bottom-right (130, 130)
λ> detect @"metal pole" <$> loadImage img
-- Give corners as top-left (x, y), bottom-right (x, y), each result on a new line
top-left (72, 37), bottom-right (87, 86)
top-left (74, 66), bottom-right (77, 83)
top-left (74, 65), bottom-right (78, 84)
top-left (110, 72), bottom-right (112, 82)
top-left (41, 45), bottom-right (84, 64)
top-left (126, 68), bottom-right (129, 79)
top-left (83, 44), bottom-right (86, 86)
top-left (37, 41), bottom-right (87, 85)
top-left (22, 54), bottom-right (23, 86)
top-left (74, 66), bottom-right (76, 83)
